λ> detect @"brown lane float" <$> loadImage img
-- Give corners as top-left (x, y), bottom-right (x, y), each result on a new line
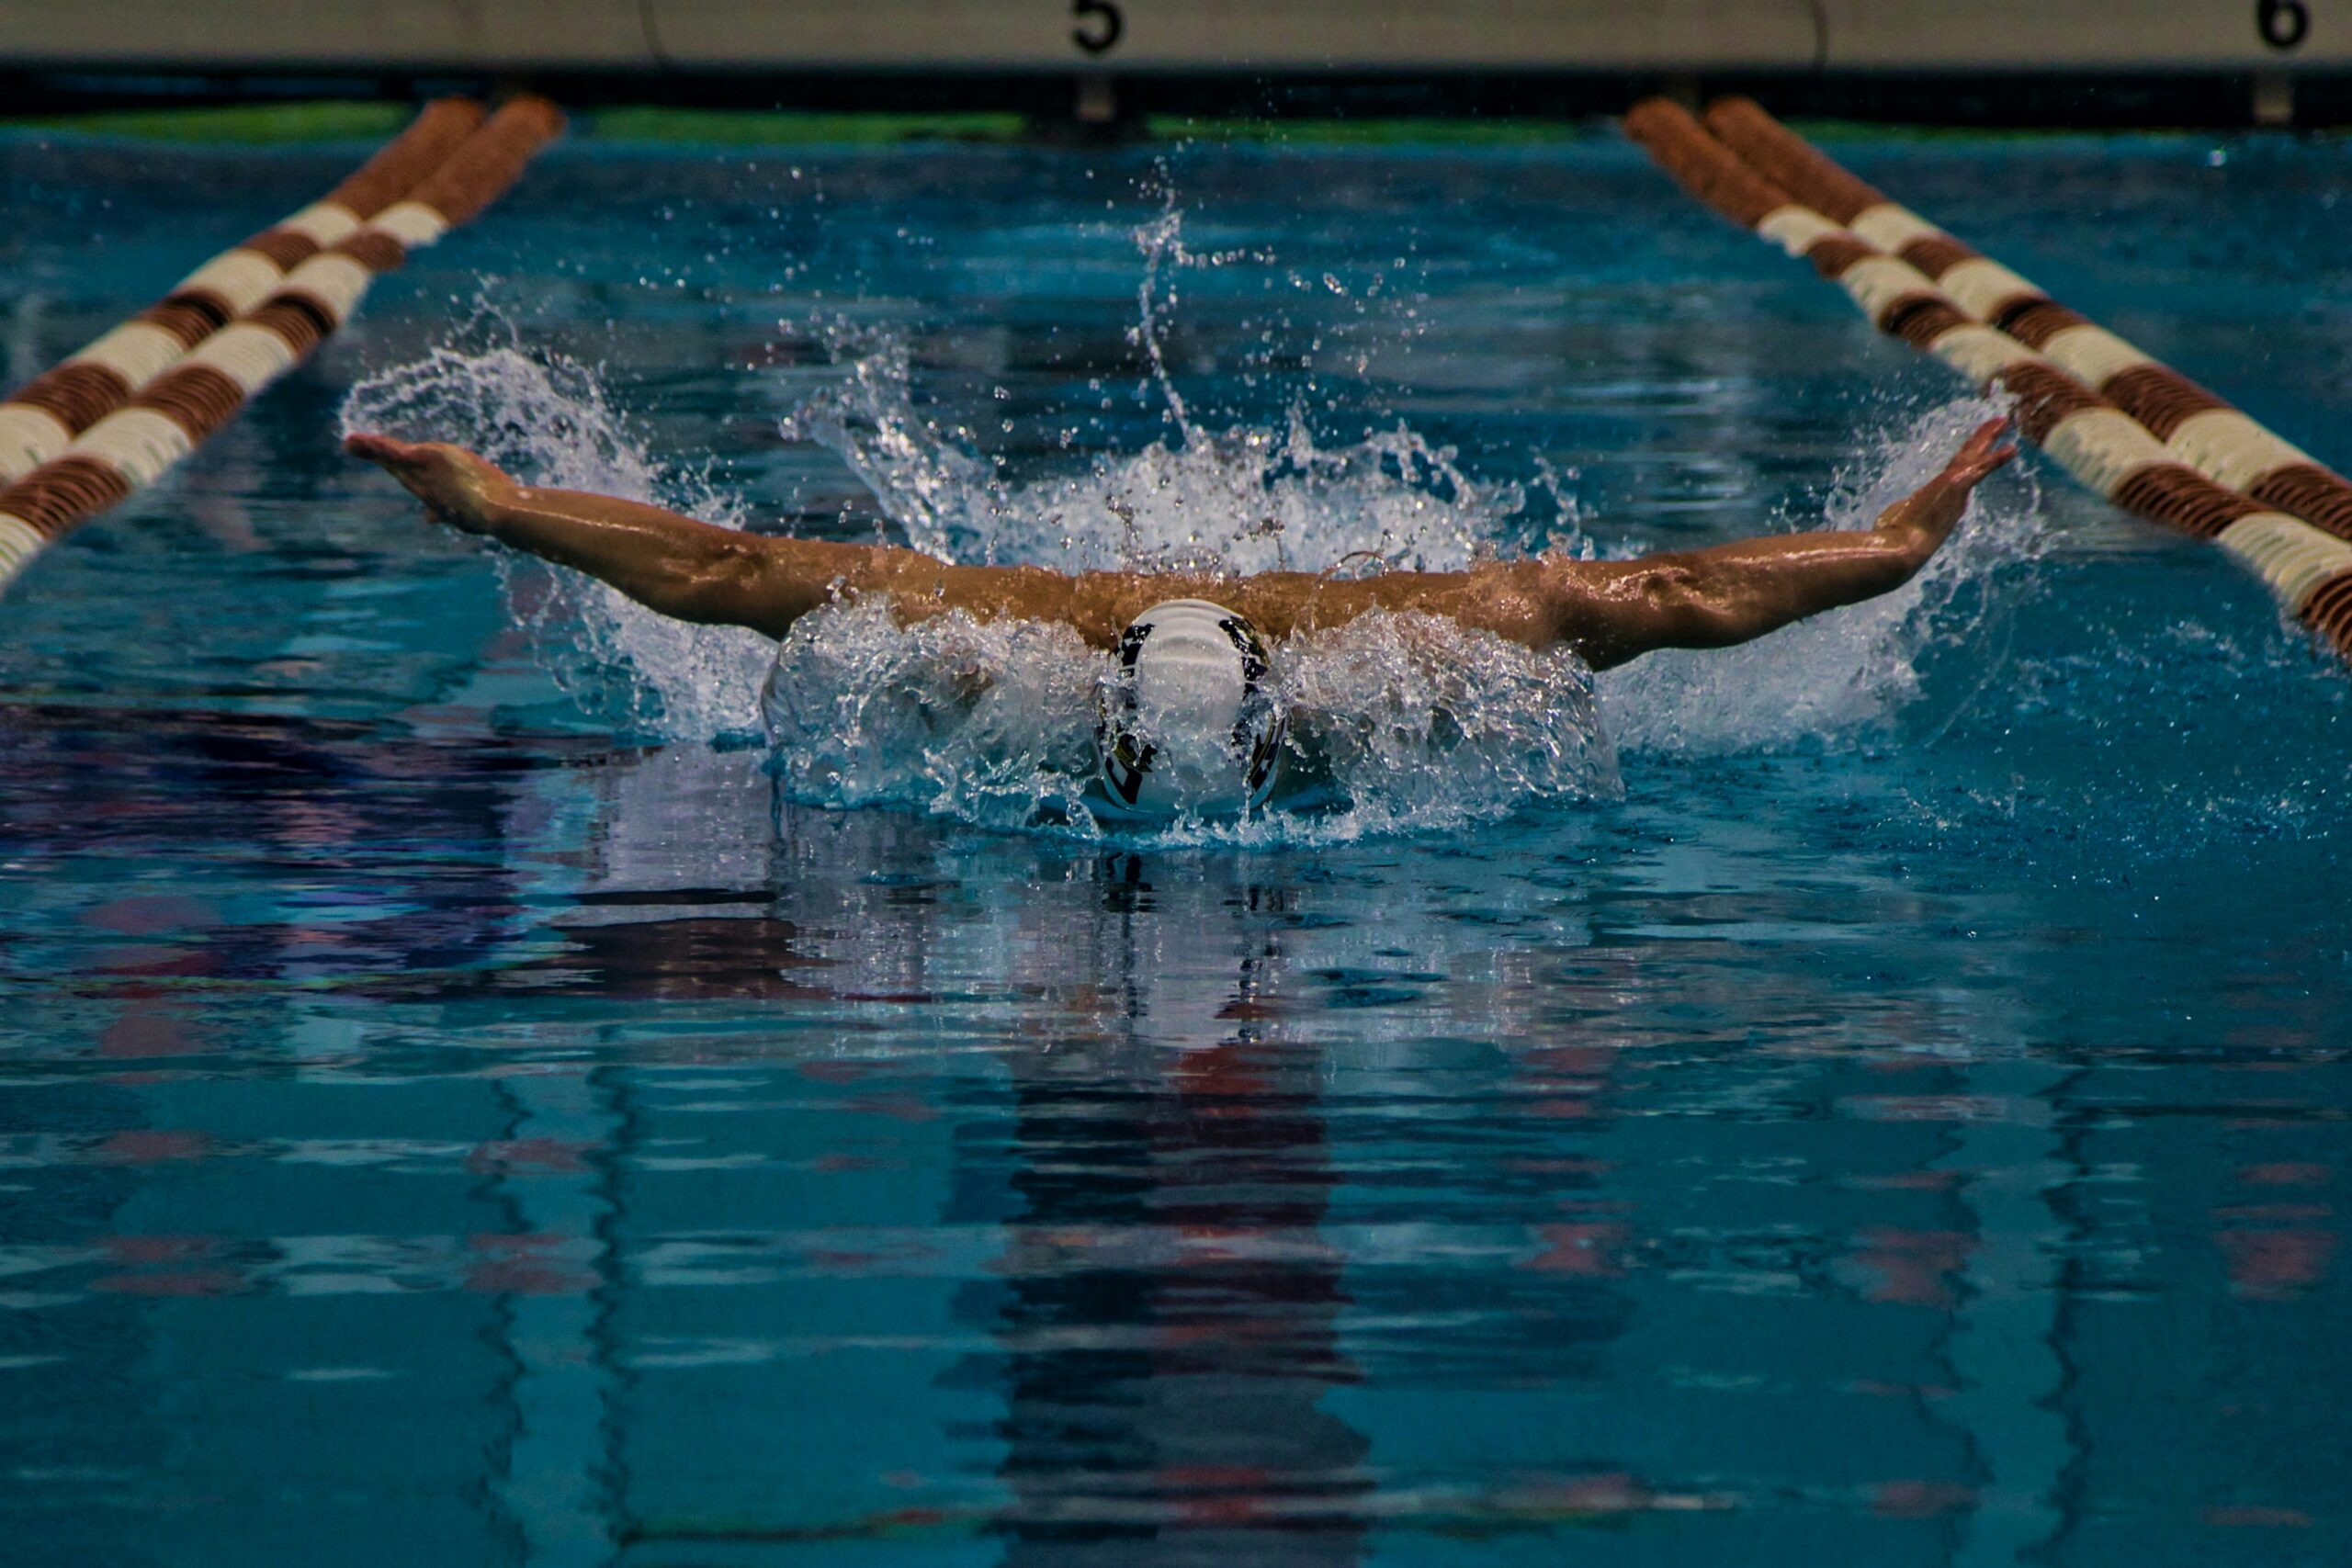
top-left (0, 96), bottom-right (565, 594)
top-left (1623, 96), bottom-right (2352, 667)
top-left (0, 98), bottom-right (484, 483)
top-left (1701, 95), bottom-right (2352, 553)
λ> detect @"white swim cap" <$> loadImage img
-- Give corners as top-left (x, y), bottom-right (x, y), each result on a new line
top-left (1096, 599), bottom-right (1285, 819)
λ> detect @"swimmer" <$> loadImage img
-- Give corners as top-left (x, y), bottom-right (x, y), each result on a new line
top-left (346, 417), bottom-right (2015, 813)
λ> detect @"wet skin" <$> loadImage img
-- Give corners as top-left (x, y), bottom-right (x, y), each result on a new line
top-left (345, 419), bottom-right (2014, 672)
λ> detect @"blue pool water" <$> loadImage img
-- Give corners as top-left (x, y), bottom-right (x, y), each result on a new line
top-left (1, 124), bottom-right (2348, 1564)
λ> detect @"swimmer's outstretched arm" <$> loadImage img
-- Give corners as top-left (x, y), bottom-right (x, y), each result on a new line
top-left (1524, 417), bottom-right (2017, 669)
top-left (345, 433), bottom-right (1074, 641)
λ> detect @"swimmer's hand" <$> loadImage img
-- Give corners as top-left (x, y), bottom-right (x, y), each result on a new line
top-left (1940, 415), bottom-right (2019, 491)
top-left (344, 432), bottom-right (827, 639)
top-left (344, 433), bottom-right (515, 536)
top-left (1875, 415), bottom-right (2018, 564)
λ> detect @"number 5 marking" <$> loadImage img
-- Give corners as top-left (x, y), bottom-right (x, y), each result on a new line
top-left (1073, 0), bottom-right (1124, 55)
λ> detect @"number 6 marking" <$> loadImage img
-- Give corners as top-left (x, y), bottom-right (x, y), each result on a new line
top-left (1073, 0), bottom-right (1124, 55)
top-left (2259, 0), bottom-right (2311, 50)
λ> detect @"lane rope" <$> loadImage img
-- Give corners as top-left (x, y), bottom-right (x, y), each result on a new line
top-left (0, 99), bottom-right (485, 485)
top-left (1621, 98), bottom-right (2352, 667)
top-left (0, 96), bottom-right (566, 594)
top-left (1702, 96), bottom-right (2352, 553)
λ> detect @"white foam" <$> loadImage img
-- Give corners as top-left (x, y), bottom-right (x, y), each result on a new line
top-left (760, 597), bottom-right (1105, 831)
top-left (1276, 610), bottom-right (1621, 836)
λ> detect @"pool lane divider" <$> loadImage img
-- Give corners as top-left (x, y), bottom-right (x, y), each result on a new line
top-left (0, 96), bottom-right (565, 593)
top-left (0, 97), bottom-right (485, 486)
top-left (1620, 98), bottom-right (2352, 666)
top-left (1702, 97), bottom-right (2352, 551)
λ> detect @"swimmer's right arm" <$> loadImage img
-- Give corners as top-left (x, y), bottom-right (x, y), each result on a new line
top-left (346, 434), bottom-right (994, 639)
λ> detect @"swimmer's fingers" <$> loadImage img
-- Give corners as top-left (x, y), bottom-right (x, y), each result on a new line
top-left (345, 432), bottom-right (457, 486)
top-left (1952, 415), bottom-right (2012, 462)
top-left (344, 432), bottom-right (510, 535)
top-left (1949, 447), bottom-right (2018, 487)
top-left (1944, 417), bottom-right (2018, 488)
top-left (343, 431), bottom-right (414, 467)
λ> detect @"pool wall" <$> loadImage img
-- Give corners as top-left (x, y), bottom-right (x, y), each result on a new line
top-left (6, 0), bottom-right (2351, 126)
top-left (6, 1), bottom-right (2346, 73)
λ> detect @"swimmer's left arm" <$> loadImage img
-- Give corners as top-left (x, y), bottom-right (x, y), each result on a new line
top-left (1541, 417), bottom-right (2016, 669)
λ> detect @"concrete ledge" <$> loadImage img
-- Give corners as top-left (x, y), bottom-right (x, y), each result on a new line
top-left (1817, 0), bottom-right (2341, 69)
top-left (647, 1), bottom-right (1821, 70)
top-left (4, 0), bottom-right (2346, 73)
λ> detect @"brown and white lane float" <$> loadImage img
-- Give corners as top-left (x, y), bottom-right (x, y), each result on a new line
top-left (0, 96), bottom-right (564, 593)
top-left (0, 97), bottom-right (484, 486)
top-left (1703, 96), bottom-right (2352, 553)
top-left (1622, 97), bottom-right (2352, 665)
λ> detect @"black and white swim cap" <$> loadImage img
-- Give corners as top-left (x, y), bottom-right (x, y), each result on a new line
top-left (1096, 599), bottom-right (1285, 819)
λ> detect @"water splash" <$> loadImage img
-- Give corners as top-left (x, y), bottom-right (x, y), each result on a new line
top-left (338, 223), bottom-right (2039, 841)
top-left (752, 596), bottom-right (1617, 842)
top-left (1600, 393), bottom-right (2044, 756)
top-left (759, 598), bottom-right (1104, 831)
top-left (783, 325), bottom-right (1517, 577)
top-left (1277, 611), bottom-right (1619, 837)
top-left (341, 344), bottom-right (775, 740)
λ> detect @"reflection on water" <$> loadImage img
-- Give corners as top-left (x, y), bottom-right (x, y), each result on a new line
top-left (4, 728), bottom-right (2346, 1563)
top-left (976, 857), bottom-right (1370, 1565)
